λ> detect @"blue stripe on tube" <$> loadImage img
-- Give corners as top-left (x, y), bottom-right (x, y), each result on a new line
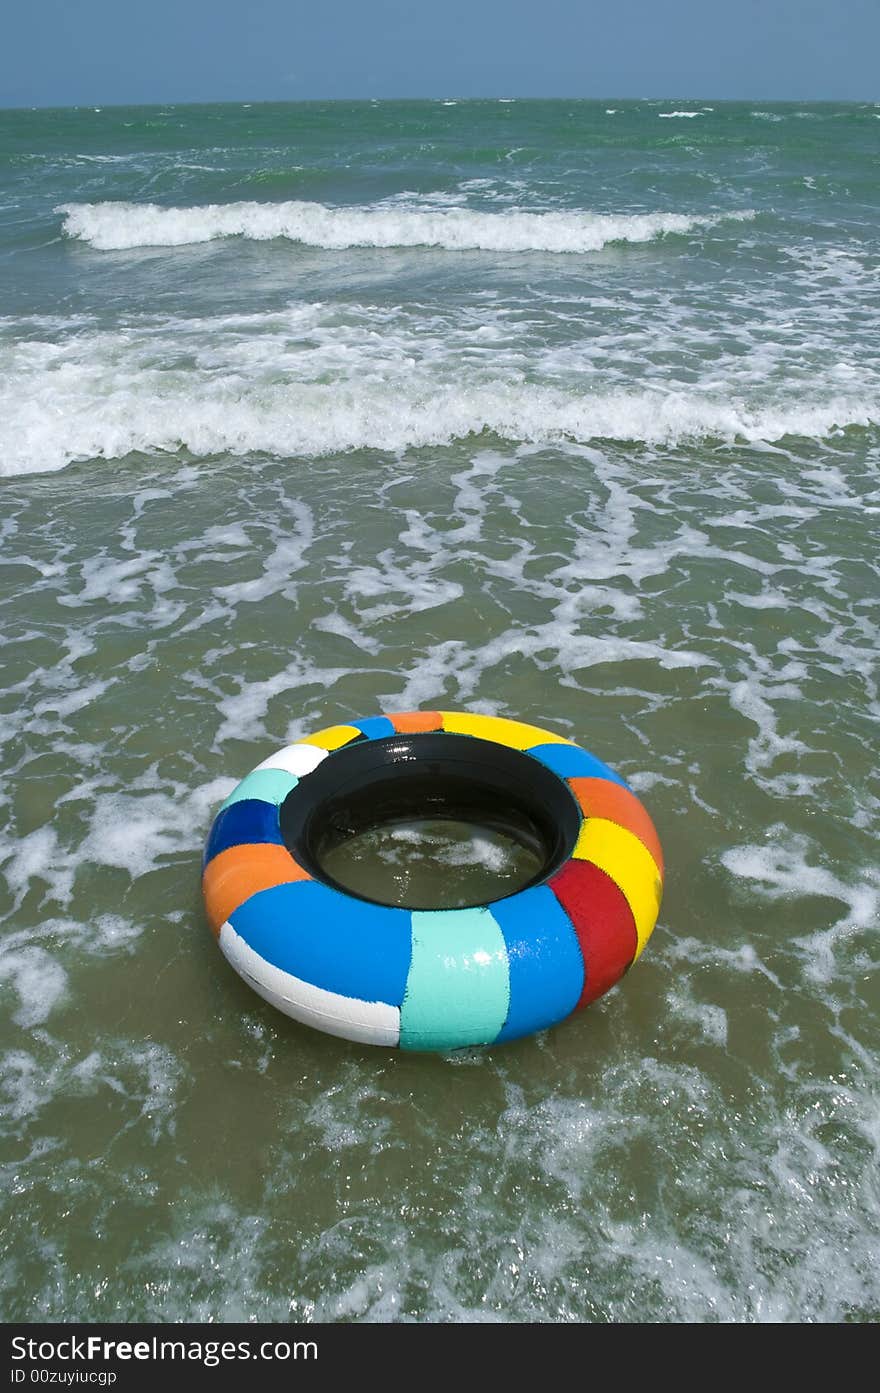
top-left (229, 880), bottom-right (413, 1007)
top-left (203, 799), bottom-right (284, 868)
top-left (353, 716), bottom-right (397, 740)
top-left (491, 885), bottom-right (584, 1042)
top-left (526, 743), bottom-right (630, 788)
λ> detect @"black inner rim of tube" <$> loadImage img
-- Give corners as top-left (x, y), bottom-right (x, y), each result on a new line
top-left (279, 732), bottom-right (582, 910)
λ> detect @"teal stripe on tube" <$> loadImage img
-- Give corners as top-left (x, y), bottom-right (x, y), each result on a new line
top-left (219, 768), bottom-right (298, 812)
top-left (399, 906), bottom-right (510, 1052)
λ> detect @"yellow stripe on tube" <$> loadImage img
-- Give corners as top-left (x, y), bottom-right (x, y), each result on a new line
top-left (573, 818), bottom-right (663, 959)
top-left (300, 724), bottom-right (362, 751)
top-left (439, 711), bottom-right (573, 750)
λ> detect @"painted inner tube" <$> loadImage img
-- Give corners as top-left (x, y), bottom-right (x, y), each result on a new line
top-left (202, 710), bottom-right (664, 1051)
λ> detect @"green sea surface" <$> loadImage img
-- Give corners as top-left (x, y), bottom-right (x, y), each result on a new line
top-left (0, 99), bottom-right (878, 1322)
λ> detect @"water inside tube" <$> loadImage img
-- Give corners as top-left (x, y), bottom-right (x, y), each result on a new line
top-left (319, 817), bottom-right (544, 909)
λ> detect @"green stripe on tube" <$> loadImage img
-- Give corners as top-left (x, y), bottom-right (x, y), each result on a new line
top-left (220, 768), bottom-right (298, 812)
top-left (399, 907), bottom-right (510, 1052)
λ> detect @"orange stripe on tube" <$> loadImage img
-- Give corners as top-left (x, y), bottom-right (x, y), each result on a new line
top-left (202, 843), bottom-right (310, 937)
top-left (388, 710), bottom-right (444, 733)
top-left (567, 777), bottom-right (664, 879)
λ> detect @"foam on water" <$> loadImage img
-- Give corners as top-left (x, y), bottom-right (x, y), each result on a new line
top-left (3, 1032), bottom-right (877, 1323)
top-left (0, 947), bottom-right (68, 1028)
top-left (722, 829), bottom-right (879, 984)
top-left (1, 1038), bottom-right (183, 1142)
top-left (59, 199), bottom-right (755, 253)
top-left (3, 254), bottom-right (879, 477)
top-left (1, 342), bottom-right (876, 478)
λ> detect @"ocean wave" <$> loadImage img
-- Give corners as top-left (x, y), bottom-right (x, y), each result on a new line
top-left (1, 370), bottom-right (875, 477)
top-left (58, 199), bottom-right (755, 254)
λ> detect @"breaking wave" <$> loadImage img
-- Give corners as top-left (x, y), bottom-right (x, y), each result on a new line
top-left (59, 199), bottom-right (756, 254)
top-left (2, 372), bottom-right (875, 477)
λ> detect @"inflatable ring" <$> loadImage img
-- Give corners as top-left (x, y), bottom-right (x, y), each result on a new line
top-left (202, 710), bottom-right (664, 1051)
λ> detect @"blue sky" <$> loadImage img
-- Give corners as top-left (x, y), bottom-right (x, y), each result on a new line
top-left (2, 0), bottom-right (878, 107)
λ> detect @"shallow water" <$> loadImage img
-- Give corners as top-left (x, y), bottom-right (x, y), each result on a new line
top-left (321, 816), bottom-right (546, 910)
top-left (0, 99), bottom-right (878, 1323)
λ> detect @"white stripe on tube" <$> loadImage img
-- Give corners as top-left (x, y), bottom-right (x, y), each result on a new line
top-left (219, 920), bottom-right (401, 1047)
top-left (254, 743), bottom-right (328, 778)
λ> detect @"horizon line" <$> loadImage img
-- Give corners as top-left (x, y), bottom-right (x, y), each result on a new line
top-left (2, 93), bottom-right (878, 114)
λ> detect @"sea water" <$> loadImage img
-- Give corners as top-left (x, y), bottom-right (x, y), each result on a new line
top-left (0, 99), bottom-right (878, 1322)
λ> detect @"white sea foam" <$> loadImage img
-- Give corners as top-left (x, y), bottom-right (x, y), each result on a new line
top-left (1, 1040), bottom-right (183, 1140)
top-left (58, 199), bottom-right (754, 253)
top-left (658, 111), bottom-right (703, 118)
top-left (80, 778), bottom-right (233, 877)
top-left (3, 284), bottom-right (877, 477)
top-left (0, 946), bottom-right (68, 1027)
top-left (304, 1080), bottom-right (393, 1153)
top-left (213, 499), bottom-right (313, 605)
top-left (213, 655), bottom-right (366, 747)
top-left (2, 826), bottom-right (76, 908)
top-left (722, 829), bottom-right (879, 983)
top-left (1, 368), bottom-right (876, 478)
top-left (666, 987), bottom-right (729, 1047)
top-left (0, 777), bottom-right (234, 923)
